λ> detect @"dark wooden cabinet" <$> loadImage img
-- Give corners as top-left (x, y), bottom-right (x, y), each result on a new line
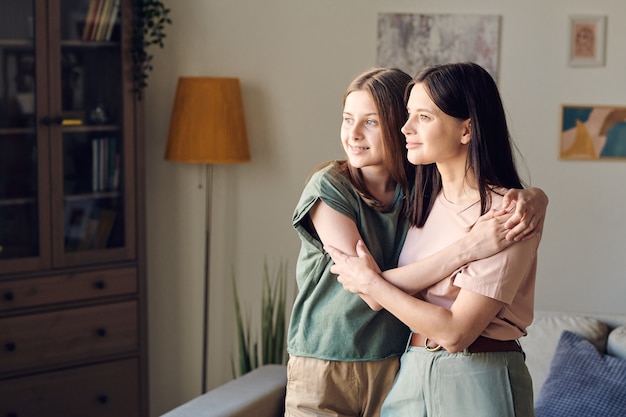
top-left (0, 1), bottom-right (147, 415)
top-left (0, 359), bottom-right (141, 417)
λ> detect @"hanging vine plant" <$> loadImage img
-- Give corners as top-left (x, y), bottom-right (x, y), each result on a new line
top-left (131, 0), bottom-right (172, 99)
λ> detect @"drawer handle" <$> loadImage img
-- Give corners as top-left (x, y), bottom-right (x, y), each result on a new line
top-left (94, 280), bottom-right (107, 290)
top-left (96, 328), bottom-right (107, 337)
top-left (5, 342), bottom-right (16, 352)
top-left (97, 394), bottom-right (109, 404)
top-left (3, 291), bottom-right (14, 301)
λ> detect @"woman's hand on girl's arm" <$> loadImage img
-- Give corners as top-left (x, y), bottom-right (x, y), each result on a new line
top-left (501, 187), bottom-right (548, 241)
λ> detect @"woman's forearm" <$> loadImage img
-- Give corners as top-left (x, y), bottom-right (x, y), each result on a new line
top-left (381, 213), bottom-right (514, 294)
top-left (381, 237), bottom-right (475, 293)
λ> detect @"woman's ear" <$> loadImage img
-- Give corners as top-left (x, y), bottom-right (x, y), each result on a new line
top-left (460, 119), bottom-right (472, 145)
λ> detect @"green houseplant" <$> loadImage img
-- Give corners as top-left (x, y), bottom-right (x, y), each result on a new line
top-left (131, 0), bottom-right (172, 98)
top-left (232, 259), bottom-right (290, 377)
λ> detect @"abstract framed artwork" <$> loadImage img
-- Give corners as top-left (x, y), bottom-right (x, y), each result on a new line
top-left (568, 15), bottom-right (607, 67)
top-left (560, 105), bottom-right (626, 160)
top-left (377, 13), bottom-right (501, 81)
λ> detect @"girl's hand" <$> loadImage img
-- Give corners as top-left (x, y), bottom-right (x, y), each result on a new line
top-left (465, 210), bottom-right (515, 260)
top-left (501, 187), bottom-right (548, 241)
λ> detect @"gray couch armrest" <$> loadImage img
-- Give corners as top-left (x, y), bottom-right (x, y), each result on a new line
top-left (161, 365), bottom-right (287, 417)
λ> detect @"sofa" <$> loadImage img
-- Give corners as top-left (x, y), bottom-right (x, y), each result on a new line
top-left (162, 310), bottom-right (626, 417)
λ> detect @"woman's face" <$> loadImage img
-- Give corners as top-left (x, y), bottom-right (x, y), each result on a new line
top-left (341, 90), bottom-right (385, 170)
top-left (402, 83), bottom-right (470, 167)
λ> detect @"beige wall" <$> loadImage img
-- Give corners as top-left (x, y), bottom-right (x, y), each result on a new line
top-left (144, 0), bottom-right (626, 415)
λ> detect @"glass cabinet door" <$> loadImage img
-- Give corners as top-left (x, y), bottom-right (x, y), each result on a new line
top-left (0, 0), bottom-right (45, 271)
top-left (52, 0), bottom-right (133, 265)
top-left (0, 0), bottom-right (135, 273)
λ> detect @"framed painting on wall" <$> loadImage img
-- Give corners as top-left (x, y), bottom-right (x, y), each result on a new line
top-left (377, 13), bottom-right (501, 81)
top-left (560, 104), bottom-right (626, 160)
top-left (568, 15), bottom-right (607, 67)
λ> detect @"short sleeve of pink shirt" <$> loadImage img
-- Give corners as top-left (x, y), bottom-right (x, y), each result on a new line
top-left (454, 232), bottom-right (539, 340)
top-left (454, 192), bottom-right (540, 339)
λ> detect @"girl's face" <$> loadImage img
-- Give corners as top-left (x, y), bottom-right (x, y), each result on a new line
top-left (341, 90), bottom-right (385, 170)
top-left (402, 83), bottom-right (470, 167)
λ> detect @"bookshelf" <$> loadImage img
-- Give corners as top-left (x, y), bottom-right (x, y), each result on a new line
top-left (0, 1), bottom-right (147, 415)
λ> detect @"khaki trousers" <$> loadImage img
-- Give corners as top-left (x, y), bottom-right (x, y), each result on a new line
top-left (284, 355), bottom-right (399, 417)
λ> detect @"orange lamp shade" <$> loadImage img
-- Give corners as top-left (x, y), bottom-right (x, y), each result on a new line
top-left (165, 77), bottom-right (251, 164)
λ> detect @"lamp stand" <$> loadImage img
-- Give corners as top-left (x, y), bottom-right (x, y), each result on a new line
top-left (164, 77), bottom-right (251, 394)
top-left (201, 164), bottom-right (213, 394)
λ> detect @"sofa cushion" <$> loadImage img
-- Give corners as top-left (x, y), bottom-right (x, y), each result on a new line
top-left (520, 314), bottom-right (609, 398)
top-left (608, 326), bottom-right (626, 360)
top-left (534, 331), bottom-right (626, 417)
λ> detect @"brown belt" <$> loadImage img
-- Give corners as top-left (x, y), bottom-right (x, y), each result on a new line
top-left (410, 332), bottom-right (522, 353)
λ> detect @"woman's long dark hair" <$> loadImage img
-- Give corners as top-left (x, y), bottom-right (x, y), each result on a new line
top-left (408, 62), bottom-right (524, 227)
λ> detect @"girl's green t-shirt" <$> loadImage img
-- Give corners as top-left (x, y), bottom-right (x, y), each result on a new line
top-left (288, 163), bottom-right (410, 361)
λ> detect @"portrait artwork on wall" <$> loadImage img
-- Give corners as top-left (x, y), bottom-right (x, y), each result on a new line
top-left (377, 13), bottom-right (501, 81)
top-left (568, 15), bottom-right (607, 67)
top-left (560, 105), bottom-right (626, 160)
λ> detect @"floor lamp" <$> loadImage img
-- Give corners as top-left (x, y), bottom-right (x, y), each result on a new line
top-left (164, 77), bottom-right (251, 393)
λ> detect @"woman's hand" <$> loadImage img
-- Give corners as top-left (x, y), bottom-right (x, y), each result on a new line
top-left (500, 187), bottom-right (548, 241)
top-left (326, 240), bottom-right (379, 295)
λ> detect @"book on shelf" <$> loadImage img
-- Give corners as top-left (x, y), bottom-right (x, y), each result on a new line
top-left (91, 137), bottom-right (120, 192)
top-left (104, 0), bottom-right (121, 41)
top-left (99, 137), bottom-right (106, 191)
top-left (81, 0), bottom-right (100, 41)
top-left (93, 209), bottom-right (116, 249)
top-left (94, 0), bottom-right (113, 41)
top-left (78, 218), bottom-right (99, 250)
top-left (76, 209), bottom-right (116, 251)
top-left (92, 138), bottom-right (98, 191)
top-left (82, 0), bottom-right (120, 41)
top-left (90, 0), bottom-right (107, 41)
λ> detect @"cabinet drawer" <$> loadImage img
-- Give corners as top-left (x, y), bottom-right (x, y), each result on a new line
top-left (0, 358), bottom-right (139, 417)
top-left (0, 301), bottom-right (137, 374)
top-left (0, 267), bottom-right (137, 312)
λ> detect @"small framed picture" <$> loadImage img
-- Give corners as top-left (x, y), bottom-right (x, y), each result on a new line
top-left (568, 15), bottom-right (607, 67)
top-left (560, 104), bottom-right (626, 160)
